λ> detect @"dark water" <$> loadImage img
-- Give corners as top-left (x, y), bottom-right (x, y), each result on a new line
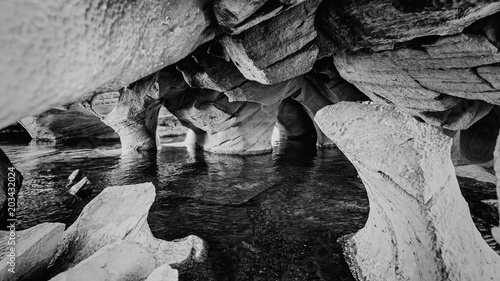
top-left (1, 138), bottom-right (498, 280)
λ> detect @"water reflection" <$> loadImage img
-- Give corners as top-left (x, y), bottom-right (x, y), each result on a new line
top-left (2, 139), bottom-right (370, 280)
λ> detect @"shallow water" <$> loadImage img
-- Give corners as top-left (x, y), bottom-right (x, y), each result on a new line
top-left (1, 138), bottom-right (498, 280)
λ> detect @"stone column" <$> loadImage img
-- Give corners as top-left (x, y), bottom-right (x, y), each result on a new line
top-left (83, 77), bottom-right (162, 154)
top-left (315, 102), bottom-right (500, 281)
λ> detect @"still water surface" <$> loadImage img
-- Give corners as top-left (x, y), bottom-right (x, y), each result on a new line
top-left (1, 138), bottom-right (497, 280)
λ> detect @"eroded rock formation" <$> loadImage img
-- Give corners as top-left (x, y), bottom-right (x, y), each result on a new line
top-left (315, 102), bottom-right (500, 280)
top-left (19, 109), bottom-right (117, 142)
top-left (0, 0), bottom-right (215, 129)
top-left (49, 183), bottom-right (206, 274)
top-left (50, 241), bottom-right (157, 281)
top-left (83, 75), bottom-right (162, 153)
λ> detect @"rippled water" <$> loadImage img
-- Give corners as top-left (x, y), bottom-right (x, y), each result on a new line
top-left (1, 138), bottom-right (498, 280)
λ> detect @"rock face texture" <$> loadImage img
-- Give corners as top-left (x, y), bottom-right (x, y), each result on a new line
top-left (221, 0), bottom-right (321, 84)
top-left (83, 75), bottom-right (162, 153)
top-left (0, 0), bottom-right (214, 129)
top-left (18, 103), bottom-right (118, 142)
top-left (334, 31), bottom-right (500, 130)
top-left (50, 183), bottom-right (206, 274)
top-left (318, 0), bottom-right (500, 51)
top-left (0, 149), bottom-right (22, 228)
top-left (50, 241), bottom-right (156, 281)
top-left (315, 102), bottom-right (500, 281)
top-left (0, 223), bottom-right (65, 281)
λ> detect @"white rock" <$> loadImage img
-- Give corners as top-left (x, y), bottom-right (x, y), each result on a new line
top-left (145, 263), bottom-right (179, 281)
top-left (50, 241), bottom-right (156, 281)
top-left (0, 223), bottom-right (64, 281)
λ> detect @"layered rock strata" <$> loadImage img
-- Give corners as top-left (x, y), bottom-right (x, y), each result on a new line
top-left (315, 102), bottom-right (500, 281)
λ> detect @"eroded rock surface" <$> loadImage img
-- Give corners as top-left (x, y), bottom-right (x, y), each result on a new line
top-left (492, 132), bottom-right (500, 244)
top-left (222, 0), bottom-right (321, 84)
top-left (83, 75), bottom-right (162, 153)
top-left (315, 102), bottom-right (500, 281)
top-left (1, 0), bottom-right (215, 130)
top-left (50, 241), bottom-right (156, 281)
top-left (50, 183), bottom-right (206, 274)
top-left (0, 223), bottom-right (65, 281)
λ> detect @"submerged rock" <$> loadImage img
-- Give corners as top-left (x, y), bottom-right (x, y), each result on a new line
top-left (315, 102), bottom-right (500, 281)
top-left (50, 183), bottom-right (206, 274)
top-left (66, 169), bottom-right (92, 197)
top-left (0, 223), bottom-right (64, 281)
top-left (50, 241), bottom-right (156, 281)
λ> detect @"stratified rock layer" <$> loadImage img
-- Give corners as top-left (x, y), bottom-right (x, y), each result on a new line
top-left (50, 183), bottom-right (206, 274)
top-left (315, 102), bottom-right (500, 281)
top-left (0, 223), bottom-right (65, 281)
top-left (334, 32), bottom-right (500, 130)
top-left (50, 241), bottom-right (156, 281)
top-left (222, 0), bottom-right (321, 84)
top-left (0, 0), bottom-right (214, 129)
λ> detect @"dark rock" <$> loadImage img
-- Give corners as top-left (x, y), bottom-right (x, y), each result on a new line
top-left (317, 0), bottom-right (500, 51)
top-left (176, 42), bottom-right (247, 92)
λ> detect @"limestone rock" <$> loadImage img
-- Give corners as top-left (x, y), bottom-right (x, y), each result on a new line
top-left (0, 0), bottom-right (215, 129)
top-left (50, 241), bottom-right (156, 281)
top-left (50, 183), bottom-right (207, 274)
top-left (0, 149), bottom-right (22, 228)
top-left (176, 42), bottom-right (247, 92)
top-left (222, 0), bottom-right (321, 84)
top-left (318, 0), bottom-right (500, 51)
top-left (0, 223), bottom-right (64, 281)
top-left (315, 102), bottom-right (500, 280)
top-left (18, 103), bottom-right (118, 142)
top-left (145, 264), bottom-right (179, 281)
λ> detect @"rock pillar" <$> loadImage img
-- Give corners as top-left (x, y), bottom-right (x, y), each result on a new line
top-left (315, 102), bottom-right (500, 281)
top-left (83, 77), bottom-right (162, 154)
